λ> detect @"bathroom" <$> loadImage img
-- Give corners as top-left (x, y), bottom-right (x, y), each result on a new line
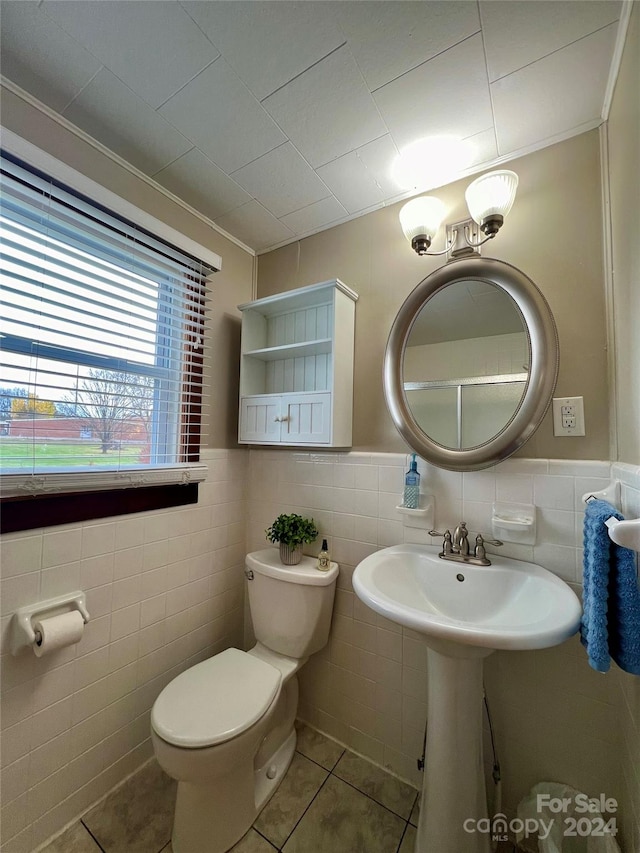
top-left (0, 2), bottom-right (639, 852)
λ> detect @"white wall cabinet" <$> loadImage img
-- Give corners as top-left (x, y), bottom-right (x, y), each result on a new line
top-left (238, 280), bottom-right (358, 447)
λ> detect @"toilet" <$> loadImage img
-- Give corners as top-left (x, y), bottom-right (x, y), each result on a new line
top-left (151, 548), bottom-right (339, 853)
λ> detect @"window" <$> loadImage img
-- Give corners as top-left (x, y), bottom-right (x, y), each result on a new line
top-left (0, 153), bottom-right (217, 529)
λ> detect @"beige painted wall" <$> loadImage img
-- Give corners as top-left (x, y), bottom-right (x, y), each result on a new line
top-left (0, 84), bottom-right (255, 450)
top-left (258, 131), bottom-right (609, 459)
top-left (608, 4), bottom-right (640, 466)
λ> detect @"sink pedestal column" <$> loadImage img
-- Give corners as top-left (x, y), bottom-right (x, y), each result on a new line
top-left (416, 646), bottom-right (491, 853)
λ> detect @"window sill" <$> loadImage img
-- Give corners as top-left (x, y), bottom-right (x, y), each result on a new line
top-left (1, 463), bottom-right (208, 499)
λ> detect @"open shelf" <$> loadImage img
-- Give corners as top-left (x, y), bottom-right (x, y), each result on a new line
top-left (243, 338), bottom-right (332, 361)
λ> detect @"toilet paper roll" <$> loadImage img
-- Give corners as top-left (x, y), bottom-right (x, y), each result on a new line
top-left (33, 610), bottom-right (85, 657)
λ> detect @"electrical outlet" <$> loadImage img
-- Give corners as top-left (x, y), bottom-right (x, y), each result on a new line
top-left (552, 397), bottom-right (585, 436)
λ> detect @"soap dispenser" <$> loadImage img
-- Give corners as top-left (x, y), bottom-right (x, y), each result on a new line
top-left (403, 454), bottom-right (420, 509)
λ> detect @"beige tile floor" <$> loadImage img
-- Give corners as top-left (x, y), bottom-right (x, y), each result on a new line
top-left (40, 723), bottom-right (421, 853)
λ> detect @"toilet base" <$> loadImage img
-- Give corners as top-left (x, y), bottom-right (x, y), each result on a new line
top-left (254, 728), bottom-right (296, 814)
top-left (170, 727), bottom-right (296, 853)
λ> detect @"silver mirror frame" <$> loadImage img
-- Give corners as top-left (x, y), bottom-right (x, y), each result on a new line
top-left (384, 256), bottom-right (559, 471)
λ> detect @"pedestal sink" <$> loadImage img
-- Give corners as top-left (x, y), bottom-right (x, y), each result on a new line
top-left (352, 544), bottom-right (582, 853)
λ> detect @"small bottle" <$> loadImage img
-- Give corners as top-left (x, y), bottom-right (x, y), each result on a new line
top-left (403, 454), bottom-right (420, 509)
top-left (317, 538), bottom-right (331, 572)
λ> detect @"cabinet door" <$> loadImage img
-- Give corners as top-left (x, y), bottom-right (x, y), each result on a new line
top-left (239, 396), bottom-right (281, 443)
top-left (282, 393), bottom-right (331, 444)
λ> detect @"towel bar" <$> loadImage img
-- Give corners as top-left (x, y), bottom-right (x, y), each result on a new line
top-left (581, 480), bottom-right (620, 508)
top-left (605, 516), bottom-right (640, 552)
top-left (582, 480), bottom-right (640, 552)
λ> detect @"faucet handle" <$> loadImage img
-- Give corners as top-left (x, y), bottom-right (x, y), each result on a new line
top-left (478, 534), bottom-right (503, 547)
top-left (429, 529), bottom-right (453, 556)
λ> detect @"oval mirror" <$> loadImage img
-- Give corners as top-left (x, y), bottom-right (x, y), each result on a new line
top-left (384, 256), bottom-right (559, 471)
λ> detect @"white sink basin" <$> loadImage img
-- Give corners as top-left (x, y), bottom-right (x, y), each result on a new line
top-left (353, 544), bottom-right (581, 652)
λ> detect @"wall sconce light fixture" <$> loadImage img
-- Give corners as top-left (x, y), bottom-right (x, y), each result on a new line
top-left (399, 170), bottom-right (519, 256)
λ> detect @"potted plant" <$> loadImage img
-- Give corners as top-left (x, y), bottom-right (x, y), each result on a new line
top-left (265, 513), bottom-right (319, 565)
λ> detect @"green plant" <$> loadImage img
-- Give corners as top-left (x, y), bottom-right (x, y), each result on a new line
top-left (265, 513), bottom-right (319, 547)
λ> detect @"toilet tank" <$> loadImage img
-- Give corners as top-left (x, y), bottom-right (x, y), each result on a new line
top-left (246, 549), bottom-right (338, 658)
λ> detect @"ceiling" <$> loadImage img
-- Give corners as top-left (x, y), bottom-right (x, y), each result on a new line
top-left (0, 1), bottom-right (624, 254)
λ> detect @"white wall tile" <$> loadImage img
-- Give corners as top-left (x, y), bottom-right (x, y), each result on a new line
top-left (538, 509), bottom-right (577, 547)
top-left (532, 543), bottom-right (576, 583)
top-left (140, 594), bottom-right (166, 629)
top-left (1, 573), bottom-right (41, 618)
top-left (246, 448), bottom-right (630, 794)
top-left (109, 605), bottom-right (140, 643)
top-left (1, 719), bottom-right (32, 768)
top-left (29, 697), bottom-right (73, 751)
top-left (40, 562), bottom-right (81, 599)
top-left (80, 554), bottom-right (114, 590)
top-left (85, 584), bottom-right (113, 619)
top-left (0, 536), bottom-right (42, 578)
top-left (41, 529), bottom-right (82, 569)
top-left (81, 524), bottom-right (116, 559)
top-left (495, 474), bottom-right (534, 504)
top-left (28, 730), bottom-right (71, 784)
top-left (2, 449), bottom-right (633, 849)
top-left (32, 662), bottom-right (76, 714)
top-left (115, 517), bottom-right (145, 551)
top-left (533, 475), bottom-right (575, 510)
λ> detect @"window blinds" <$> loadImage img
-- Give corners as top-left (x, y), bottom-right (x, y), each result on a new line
top-left (0, 153), bottom-right (215, 493)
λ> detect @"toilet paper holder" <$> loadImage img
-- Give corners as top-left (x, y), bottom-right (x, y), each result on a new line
top-left (11, 590), bottom-right (90, 655)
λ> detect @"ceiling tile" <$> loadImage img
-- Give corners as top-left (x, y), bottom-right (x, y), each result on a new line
top-left (464, 128), bottom-right (499, 169)
top-left (63, 69), bottom-right (192, 175)
top-left (159, 59), bottom-right (287, 174)
top-left (333, 1), bottom-right (480, 91)
top-left (480, 0), bottom-right (621, 82)
top-left (231, 143), bottom-right (331, 219)
top-left (317, 151), bottom-right (386, 214)
top-left (215, 201), bottom-right (293, 252)
top-left (153, 148), bottom-right (251, 222)
top-left (0, 1), bottom-right (101, 113)
top-left (280, 197), bottom-right (348, 237)
top-left (354, 135), bottom-right (402, 197)
top-left (492, 24), bottom-right (618, 155)
top-left (373, 35), bottom-right (494, 150)
top-left (262, 46), bottom-right (389, 169)
top-left (42, 0), bottom-right (219, 108)
top-left (182, 1), bottom-right (345, 101)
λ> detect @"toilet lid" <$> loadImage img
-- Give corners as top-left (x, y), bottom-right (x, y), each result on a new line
top-left (151, 648), bottom-right (282, 748)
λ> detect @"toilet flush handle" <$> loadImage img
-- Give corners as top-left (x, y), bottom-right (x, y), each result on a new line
top-left (244, 568), bottom-right (254, 581)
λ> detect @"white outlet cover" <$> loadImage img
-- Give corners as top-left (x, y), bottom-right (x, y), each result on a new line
top-left (552, 396), bottom-right (585, 436)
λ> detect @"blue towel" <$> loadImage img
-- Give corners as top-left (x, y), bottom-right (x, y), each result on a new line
top-left (581, 499), bottom-right (640, 675)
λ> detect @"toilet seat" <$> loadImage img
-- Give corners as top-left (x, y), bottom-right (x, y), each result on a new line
top-left (151, 648), bottom-right (281, 748)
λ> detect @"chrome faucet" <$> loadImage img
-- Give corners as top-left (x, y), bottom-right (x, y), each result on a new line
top-left (429, 522), bottom-right (503, 567)
top-left (452, 522), bottom-right (470, 555)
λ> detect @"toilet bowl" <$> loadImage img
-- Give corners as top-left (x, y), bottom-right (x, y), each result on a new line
top-left (151, 549), bottom-right (338, 853)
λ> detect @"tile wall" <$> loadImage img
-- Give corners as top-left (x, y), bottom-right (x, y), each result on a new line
top-left (247, 450), bottom-right (640, 852)
top-left (1, 449), bottom-right (638, 852)
top-left (0, 449), bottom-right (247, 853)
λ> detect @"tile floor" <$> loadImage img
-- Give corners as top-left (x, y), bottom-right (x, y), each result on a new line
top-left (40, 723), bottom-right (422, 853)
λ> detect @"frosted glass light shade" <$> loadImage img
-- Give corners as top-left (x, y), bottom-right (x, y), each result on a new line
top-left (399, 196), bottom-right (446, 245)
top-left (465, 170), bottom-right (519, 226)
